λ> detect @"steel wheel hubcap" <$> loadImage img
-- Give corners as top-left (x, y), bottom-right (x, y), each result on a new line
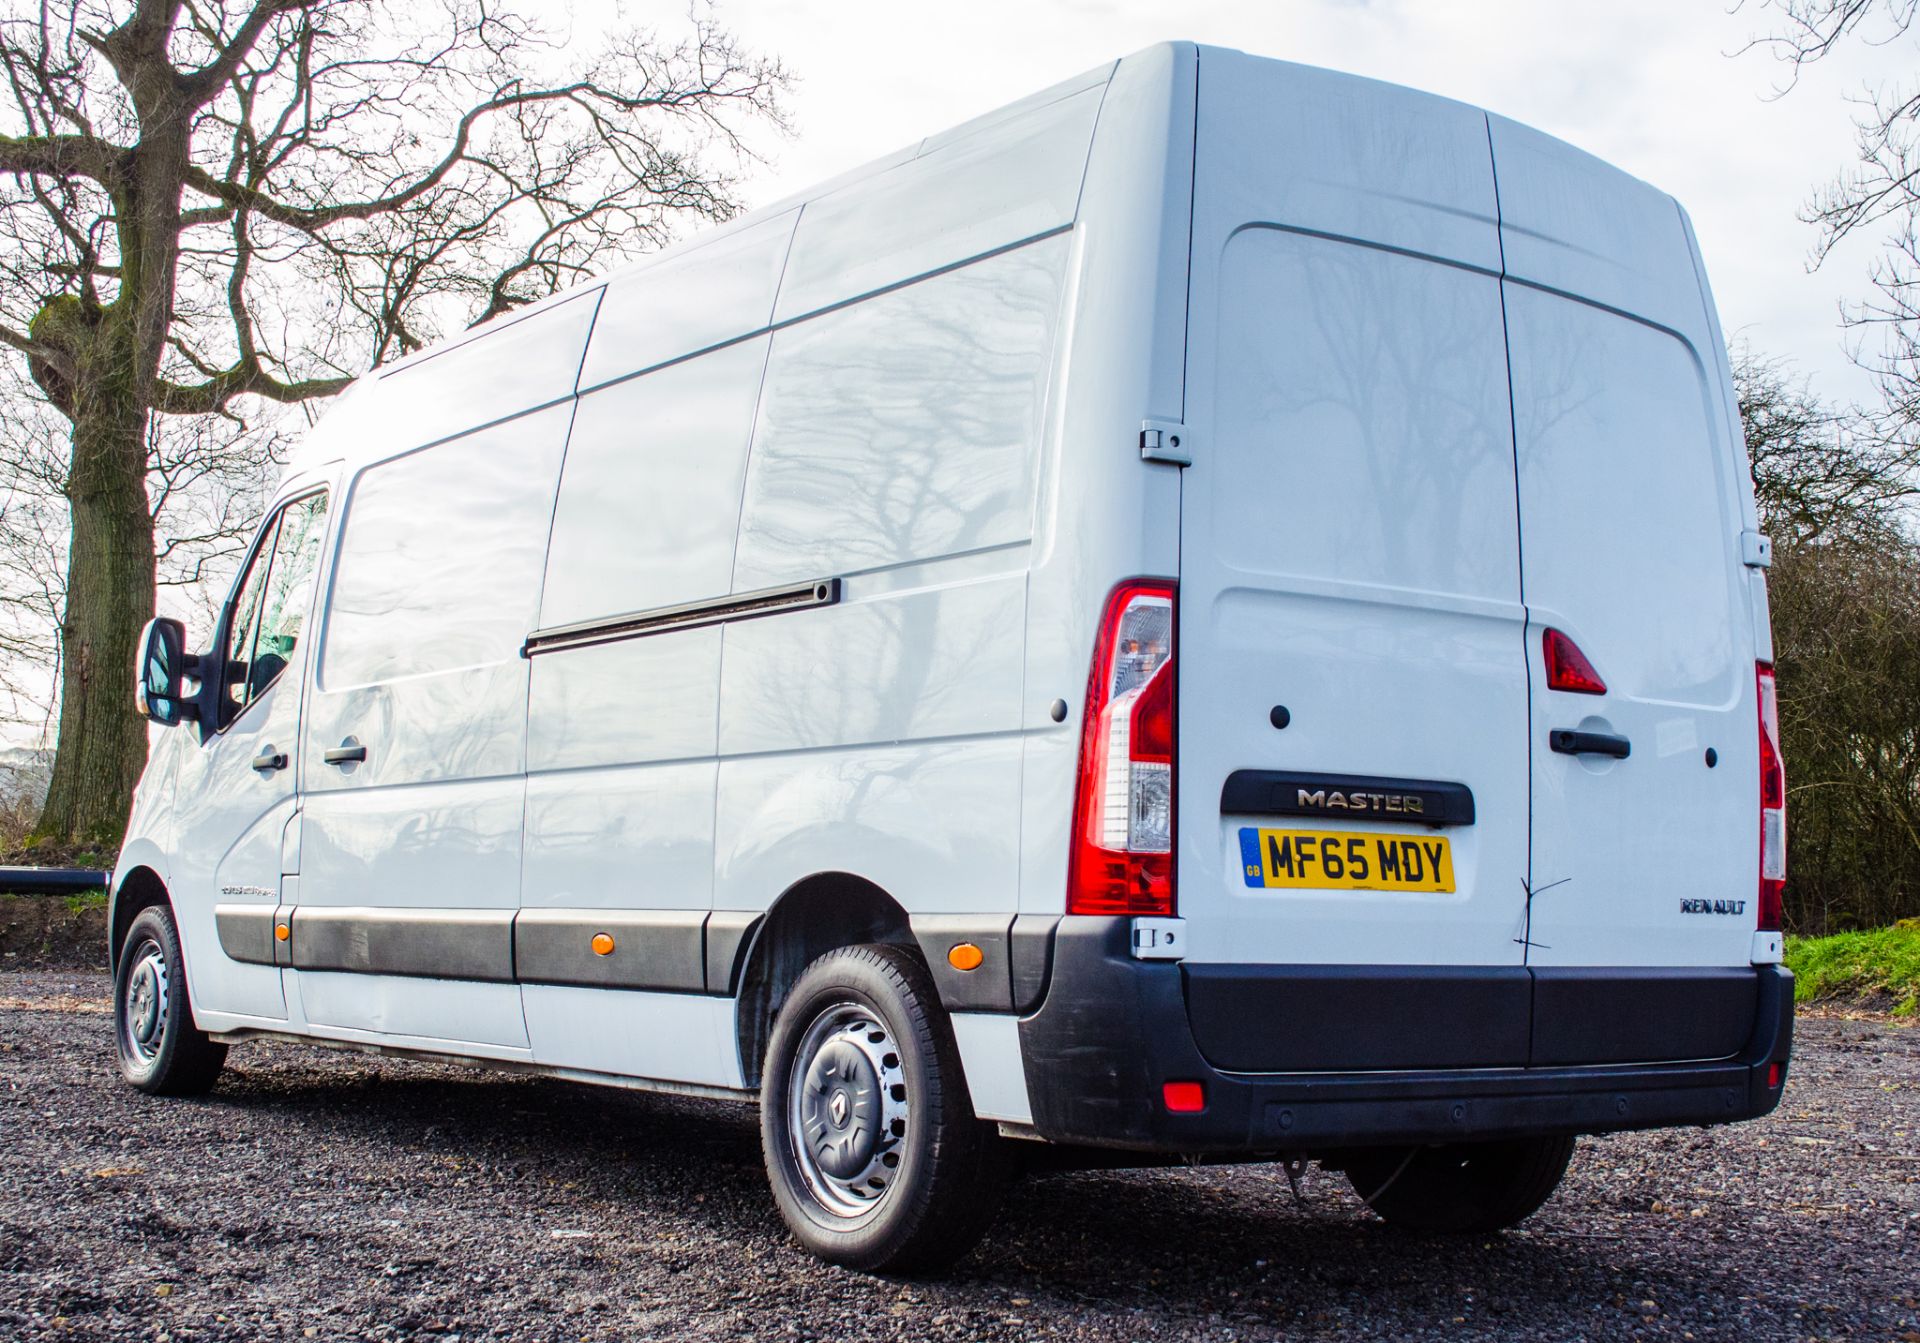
top-left (787, 1002), bottom-right (909, 1219)
top-left (121, 940), bottom-right (169, 1066)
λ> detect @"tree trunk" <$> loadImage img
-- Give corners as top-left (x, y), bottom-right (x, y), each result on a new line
top-left (35, 394), bottom-right (157, 852)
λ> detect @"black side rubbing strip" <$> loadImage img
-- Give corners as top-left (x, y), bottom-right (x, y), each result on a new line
top-left (1221, 770), bottom-right (1475, 827)
top-left (523, 577), bottom-right (841, 657)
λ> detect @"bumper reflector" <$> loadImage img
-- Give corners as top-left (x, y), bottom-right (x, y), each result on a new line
top-left (1162, 1080), bottom-right (1206, 1114)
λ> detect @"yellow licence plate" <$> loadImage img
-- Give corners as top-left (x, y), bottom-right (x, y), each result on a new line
top-left (1238, 827), bottom-right (1455, 893)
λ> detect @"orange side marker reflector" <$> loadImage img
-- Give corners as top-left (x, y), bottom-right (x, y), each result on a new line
top-left (947, 943), bottom-right (984, 972)
top-left (591, 933), bottom-right (615, 957)
top-left (274, 923), bottom-right (290, 942)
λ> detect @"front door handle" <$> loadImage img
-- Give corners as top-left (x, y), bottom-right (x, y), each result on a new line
top-left (251, 748), bottom-right (287, 772)
top-left (1550, 728), bottom-right (1631, 759)
top-left (322, 741), bottom-right (367, 765)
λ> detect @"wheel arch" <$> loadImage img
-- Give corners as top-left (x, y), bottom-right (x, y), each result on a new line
top-left (733, 871), bottom-right (919, 1088)
top-left (109, 866), bottom-right (172, 974)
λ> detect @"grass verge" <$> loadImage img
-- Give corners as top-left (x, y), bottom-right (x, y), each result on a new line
top-left (1785, 921), bottom-right (1920, 1016)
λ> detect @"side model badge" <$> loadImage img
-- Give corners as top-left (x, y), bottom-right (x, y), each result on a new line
top-left (1678, 898), bottom-right (1746, 916)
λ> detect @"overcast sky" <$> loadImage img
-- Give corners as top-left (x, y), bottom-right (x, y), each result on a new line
top-left (689, 0), bottom-right (1913, 410)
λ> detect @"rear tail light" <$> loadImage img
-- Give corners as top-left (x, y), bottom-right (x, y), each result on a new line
top-left (1757, 663), bottom-right (1786, 932)
top-left (1068, 580), bottom-right (1176, 916)
top-left (1543, 628), bottom-right (1607, 695)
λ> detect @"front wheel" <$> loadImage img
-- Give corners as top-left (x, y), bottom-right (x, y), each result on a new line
top-left (1344, 1135), bottom-right (1576, 1233)
top-left (114, 904), bottom-right (227, 1096)
top-left (760, 944), bottom-right (1006, 1273)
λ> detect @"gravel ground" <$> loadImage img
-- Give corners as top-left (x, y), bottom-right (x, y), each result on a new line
top-left (1, 972), bottom-right (1915, 1342)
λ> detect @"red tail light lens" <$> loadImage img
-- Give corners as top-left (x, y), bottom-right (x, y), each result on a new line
top-left (1757, 663), bottom-right (1786, 932)
top-left (1068, 580), bottom-right (1176, 916)
top-left (1543, 628), bottom-right (1607, 695)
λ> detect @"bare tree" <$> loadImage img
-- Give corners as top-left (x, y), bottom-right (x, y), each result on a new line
top-left (1746, 1), bottom-right (1920, 458)
top-left (0, 0), bottom-right (787, 848)
top-left (1735, 346), bottom-right (1920, 932)
top-left (1736, 344), bottom-right (1914, 541)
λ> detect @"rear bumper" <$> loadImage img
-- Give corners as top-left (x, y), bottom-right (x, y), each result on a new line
top-left (1015, 917), bottom-right (1794, 1152)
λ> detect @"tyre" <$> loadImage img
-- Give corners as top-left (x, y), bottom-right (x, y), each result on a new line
top-left (113, 904), bottom-right (227, 1096)
top-left (1344, 1135), bottom-right (1576, 1234)
top-left (760, 943), bottom-right (1007, 1273)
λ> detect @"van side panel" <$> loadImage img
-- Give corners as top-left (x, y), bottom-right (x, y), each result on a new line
top-left (519, 336), bottom-right (772, 1080)
top-left (1014, 43), bottom-right (1192, 917)
top-left (713, 237), bottom-right (1073, 926)
top-left (770, 77), bottom-right (1105, 323)
top-left (356, 291), bottom-right (599, 453)
top-left (576, 213), bottom-right (794, 391)
top-left (295, 399), bottom-right (576, 1048)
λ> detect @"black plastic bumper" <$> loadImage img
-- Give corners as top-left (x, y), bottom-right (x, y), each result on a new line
top-left (1016, 917), bottom-right (1795, 1153)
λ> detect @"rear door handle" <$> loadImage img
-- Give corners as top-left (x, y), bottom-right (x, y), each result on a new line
top-left (1550, 729), bottom-right (1631, 759)
top-left (251, 748), bottom-right (287, 772)
top-left (322, 742), bottom-right (367, 765)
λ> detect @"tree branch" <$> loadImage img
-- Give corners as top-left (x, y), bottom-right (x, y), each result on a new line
top-left (153, 361), bottom-right (351, 415)
top-left (0, 131), bottom-right (123, 187)
top-left (180, 0), bottom-right (319, 109)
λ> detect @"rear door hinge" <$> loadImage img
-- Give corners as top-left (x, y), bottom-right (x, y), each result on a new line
top-left (1740, 530), bottom-right (1772, 569)
top-left (1140, 419), bottom-right (1192, 466)
top-left (1130, 916), bottom-right (1187, 961)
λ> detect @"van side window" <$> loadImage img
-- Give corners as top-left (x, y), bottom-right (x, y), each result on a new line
top-left (220, 489), bottom-right (330, 725)
top-left (322, 422), bottom-right (559, 686)
top-left (251, 492), bottom-right (330, 695)
top-left (222, 517), bottom-right (279, 721)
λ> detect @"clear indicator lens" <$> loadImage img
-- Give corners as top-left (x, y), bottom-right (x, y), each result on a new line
top-left (1109, 598), bottom-right (1171, 698)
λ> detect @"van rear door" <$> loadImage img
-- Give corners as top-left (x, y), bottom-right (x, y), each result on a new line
top-left (1176, 57), bottom-right (1534, 1070)
top-left (1492, 119), bottom-right (1761, 990)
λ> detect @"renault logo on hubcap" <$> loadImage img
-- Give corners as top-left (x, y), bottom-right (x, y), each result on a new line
top-left (829, 1090), bottom-right (850, 1126)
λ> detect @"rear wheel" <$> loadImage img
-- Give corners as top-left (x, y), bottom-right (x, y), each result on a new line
top-left (113, 905), bottom-right (227, 1096)
top-left (1344, 1135), bottom-right (1575, 1233)
top-left (760, 944), bottom-right (1006, 1274)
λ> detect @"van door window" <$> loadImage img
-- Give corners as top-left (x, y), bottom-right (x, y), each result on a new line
top-left (251, 492), bottom-right (330, 696)
top-left (221, 490), bottom-right (330, 726)
top-left (221, 517), bottom-right (278, 724)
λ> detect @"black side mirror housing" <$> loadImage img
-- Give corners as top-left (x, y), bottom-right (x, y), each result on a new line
top-left (135, 617), bottom-right (201, 727)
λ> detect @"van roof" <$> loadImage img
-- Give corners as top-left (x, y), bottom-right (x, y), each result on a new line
top-left (282, 43), bottom-right (1682, 483)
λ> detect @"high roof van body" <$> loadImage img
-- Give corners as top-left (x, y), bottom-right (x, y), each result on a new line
top-left (113, 43), bottom-right (1793, 1271)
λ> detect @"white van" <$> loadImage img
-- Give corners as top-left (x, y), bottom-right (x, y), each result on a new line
top-left (113, 43), bottom-right (1794, 1272)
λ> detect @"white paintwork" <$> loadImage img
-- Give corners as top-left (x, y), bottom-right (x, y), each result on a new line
top-left (770, 75), bottom-right (1103, 323)
top-left (576, 213), bottom-right (794, 392)
top-left (121, 41), bottom-right (1775, 1129)
top-left (294, 404), bottom-right (572, 1046)
top-left (949, 1014), bottom-right (1033, 1124)
top-left (542, 338), bottom-right (768, 626)
top-left (733, 236), bottom-right (1071, 589)
top-left (1177, 67), bottom-right (1529, 969)
top-left (521, 985), bottom-right (742, 1088)
top-left (714, 739), bottom-right (1024, 919)
top-left (1503, 253), bottom-right (1756, 971)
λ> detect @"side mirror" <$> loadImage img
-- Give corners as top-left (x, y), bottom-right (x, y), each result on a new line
top-left (135, 617), bottom-right (199, 727)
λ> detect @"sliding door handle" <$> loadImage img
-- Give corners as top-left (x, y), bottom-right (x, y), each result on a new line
top-left (1550, 728), bottom-right (1630, 759)
top-left (250, 748), bottom-right (287, 772)
top-left (322, 741), bottom-right (367, 765)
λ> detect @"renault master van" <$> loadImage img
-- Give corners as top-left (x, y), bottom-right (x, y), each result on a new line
top-left (113, 43), bottom-right (1794, 1272)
